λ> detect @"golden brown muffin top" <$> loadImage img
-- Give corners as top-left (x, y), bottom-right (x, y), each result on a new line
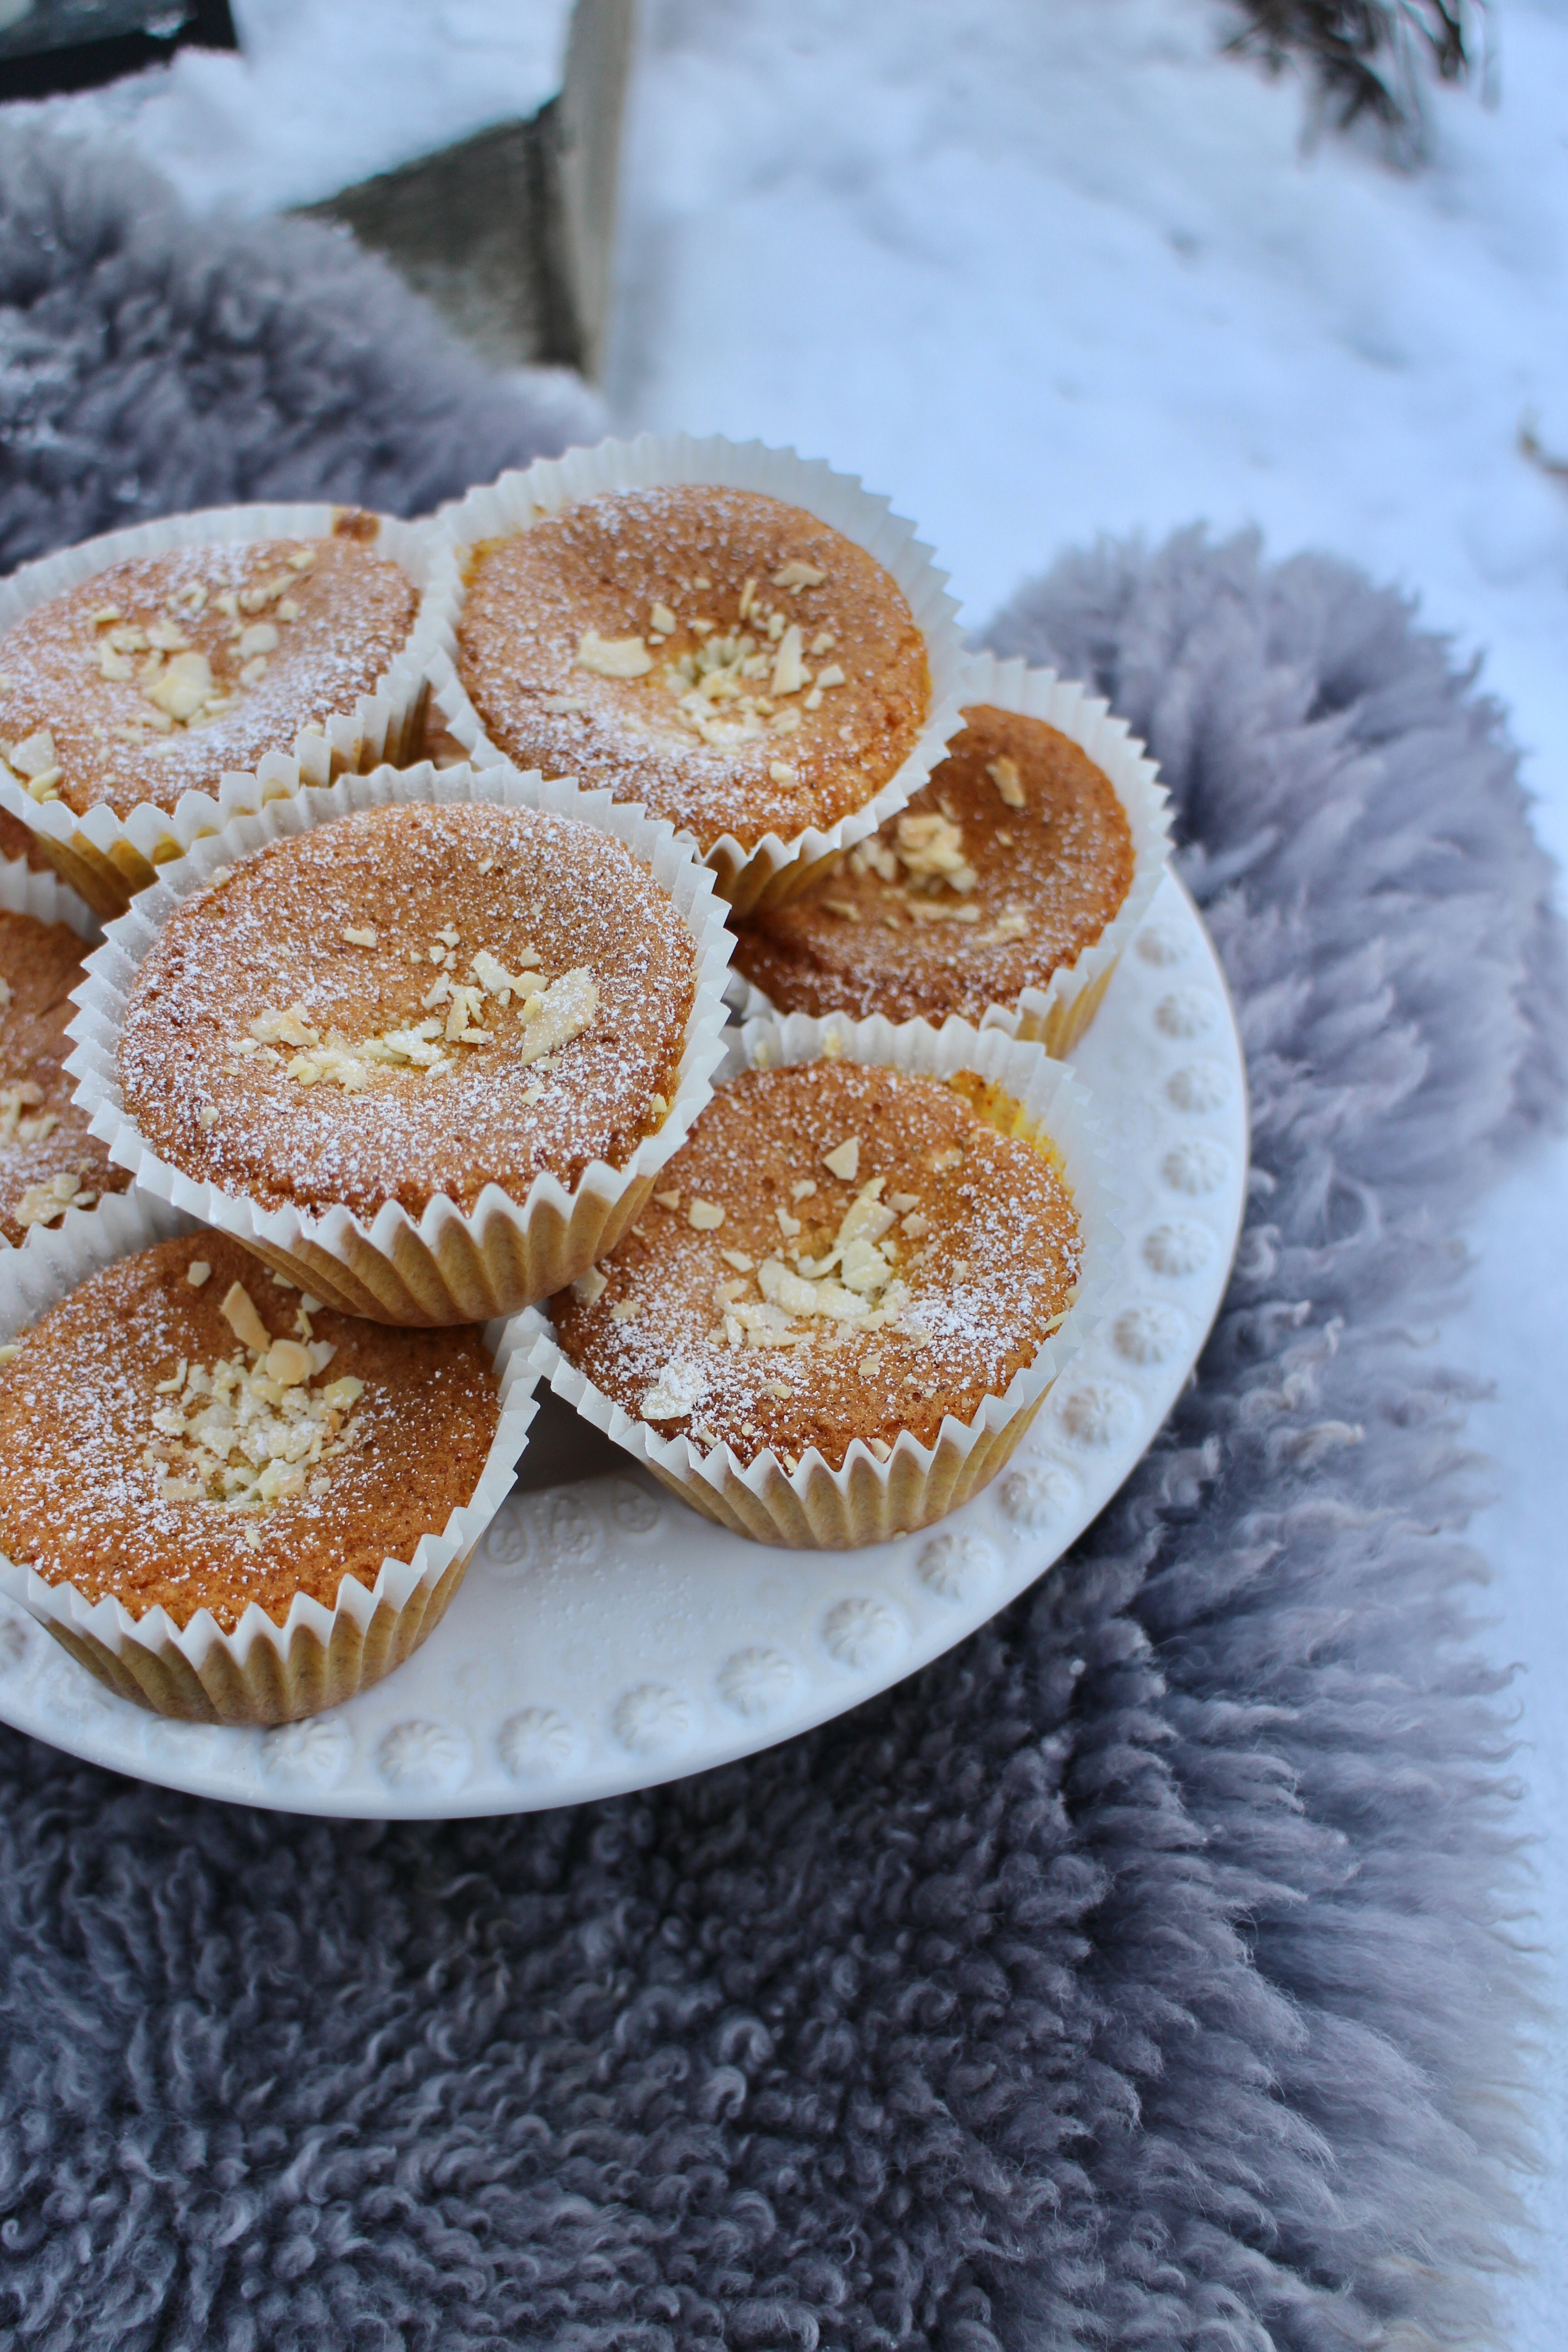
top-left (456, 485), bottom-right (930, 854)
top-left (0, 516), bottom-right (417, 822)
top-left (732, 706), bottom-right (1135, 1025)
top-left (118, 799), bottom-right (698, 1221)
top-left (549, 1059), bottom-right (1082, 1472)
top-left (0, 906), bottom-right (131, 1246)
top-left (0, 1234), bottom-right (500, 1632)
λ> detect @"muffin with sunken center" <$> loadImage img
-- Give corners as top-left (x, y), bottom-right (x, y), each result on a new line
top-left (731, 703), bottom-right (1135, 1024)
top-left (117, 799), bottom-right (696, 1221)
top-left (0, 1234), bottom-right (499, 1636)
top-left (549, 1058), bottom-right (1082, 1473)
top-left (1, 907), bottom-right (131, 1245)
top-left (456, 485), bottom-right (929, 853)
top-left (0, 514), bottom-right (417, 823)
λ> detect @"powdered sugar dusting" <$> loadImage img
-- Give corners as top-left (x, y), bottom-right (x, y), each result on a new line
top-left (550, 1061), bottom-right (1081, 1470)
top-left (0, 1234), bottom-right (500, 1633)
top-left (118, 800), bottom-right (695, 1220)
top-left (733, 704), bottom-right (1133, 1022)
top-left (0, 529), bottom-right (416, 822)
top-left (0, 908), bottom-right (131, 1245)
top-left (456, 485), bottom-right (928, 852)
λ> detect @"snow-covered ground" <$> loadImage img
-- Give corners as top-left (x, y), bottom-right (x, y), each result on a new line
top-left (26, 0), bottom-right (1568, 2334)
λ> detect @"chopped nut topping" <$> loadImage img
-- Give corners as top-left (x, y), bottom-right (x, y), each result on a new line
top-left (987, 755), bottom-right (1025, 808)
top-left (516, 968), bottom-right (598, 1066)
top-left (0, 1343), bottom-right (20, 1367)
top-left (610, 1301), bottom-right (639, 1322)
top-left (769, 760), bottom-right (795, 784)
top-left (770, 624), bottom-right (808, 697)
top-left (790, 1178), bottom-right (818, 1201)
top-left (140, 1324), bottom-right (366, 1515)
top-left (870, 1438), bottom-right (892, 1463)
top-left (576, 631), bottom-right (653, 679)
top-left (8, 728), bottom-right (59, 781)
top-left (642, 1362), bottom-right (706, 1421)
top-left (720, 1249), bottom-right (755, 1274)
top-left (775, 1206), bottom-right (802, 1238)
top-left (823, 1136), bottom-right (861, 1181)
top-left (887, 1191), bottom-right (919, 1214)
top-left (147, 651), bottom-right (215, 723)
top-left (14, 1171), bottom-right (97, 1229)
top-left (650, 600), bottom-right (678, 635)
top-left (773, 559), bottom-right (827, 590)
top-left (187, 1261), bottom-right (212, 1288)
top-left (814, 662), bottom-right (846, 689)
top-left (220, 1281), bottom-right (271, 1354)
top-left (0, 1083), bottom-right (58, 1147)
top-left (654, 1189), bottom-right (681, 1209)
top-left (197, 1103), bottom-right (220, 1129)
top-left (572, 1266), bottom-right (609, 1306)
top-left (687, 1199), bottom-right (725, 1230)
top-left (265, 1338), bottom-right (313, 1388)
top-left (342, 926), bottom-right (378, 948)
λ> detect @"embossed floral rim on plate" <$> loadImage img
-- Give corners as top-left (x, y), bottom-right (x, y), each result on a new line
top-left (0, 502), bottom-right (441, 920)
top-left (63, 760), bottom-right (736, 1326)
top-left (0, 873), bottom-right (1248, 1815)
top-left (0, 1189), bottom-right (540, 1726)
top-left (422, 431), bottom-right (970, 914)
top-left (516, 1008), bottom-right (1123, 1548)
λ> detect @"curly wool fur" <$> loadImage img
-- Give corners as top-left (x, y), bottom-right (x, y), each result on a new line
top-left (0, 136), bottom-right (1563, 2352)
top-left (0, 121), bottom-right (602, 569)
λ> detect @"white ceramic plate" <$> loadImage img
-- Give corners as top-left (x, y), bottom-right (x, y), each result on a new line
top-left (0, 872), bottom-right (1246, 1817)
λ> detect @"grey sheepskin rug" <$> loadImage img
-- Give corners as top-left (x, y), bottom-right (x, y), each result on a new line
top-left (1, 127), bottom-right (1565, 2352)
top-left (0, 122), bottom-right (601, 568)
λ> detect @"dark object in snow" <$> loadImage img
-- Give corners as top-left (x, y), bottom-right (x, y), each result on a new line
top-left (0, 0), bottom-right (236, 103)
top-left (0, 120), bottom-right (603, 576)
top-left (299, 0), bottom-right (634, 380)
top-left (0, 118), bottom-right (1563, 2352)
top-left (1226, 0), bottom-right (1480, 137)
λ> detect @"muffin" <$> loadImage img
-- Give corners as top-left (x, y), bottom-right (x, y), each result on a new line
top-left (0, 906), bottom-right (131, 1245)
top-left (0, 505), bottom-right (431, 917)
top-left (526, 1018), bottom-right (1112, 1546)
top-left (426, 436), bottom-right (971, 912)
top-left (0, 517), bottom-right (417, 828)
top-left (456, 485), bottom-right (928, 857)
top-left (118, 798), bottom-right (695, 1220)
top-left (732, 700), bottom-right (1130, 1009)
top-left (0, 1228), bottom-right (529, 1723)
top-left (73, 768), bottom-right (734, 1324)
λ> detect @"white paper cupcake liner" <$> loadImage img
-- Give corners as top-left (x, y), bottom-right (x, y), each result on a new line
top-left (727, 654), bottom-right (1172, 1058)
top-left (515, 1009), bottom-right (1122, 1548)
top-left (0, 502), bottom-right (442, 920)
top-left (421, 432), bottom-right (970, 914)
top-left (0, 1188), bottom-right (539, 1724)
top-left (64, 760), bottom-right (735, 1325)
top-left (1, 851), bottom-right (100, 946)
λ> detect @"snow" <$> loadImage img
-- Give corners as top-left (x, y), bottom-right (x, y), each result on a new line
top-left (23, 0), bottom-right (1568, 2332)
top-left (22, 0), bottom-right (574, 214)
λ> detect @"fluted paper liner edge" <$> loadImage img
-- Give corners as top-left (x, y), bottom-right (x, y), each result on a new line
top-left (0, 501), bottom-right (441, 919)
top-left (62, 761), bottom-right (735, 1324)
top-left (421, 431), bottom-right (970, 912)
top-left (0, 1189), bottom-right (540, 1724)
top-left (514, 1010), bottom-right (1122, 1548)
